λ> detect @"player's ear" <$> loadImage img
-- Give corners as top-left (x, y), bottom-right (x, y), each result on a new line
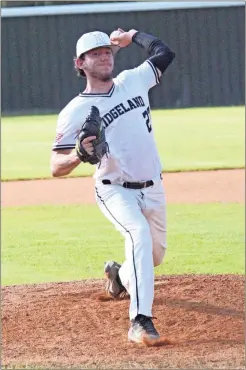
top-left (75, 56), bottom-right (84, 69)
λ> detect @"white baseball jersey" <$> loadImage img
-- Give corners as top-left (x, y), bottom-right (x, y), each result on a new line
top-left (52, 60), bottom-right (162, 183)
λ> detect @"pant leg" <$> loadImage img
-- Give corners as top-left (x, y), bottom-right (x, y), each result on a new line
top-left (95, 184), bottom-right (154, 320)
top-left (141, 180), bottom-right (167, 267)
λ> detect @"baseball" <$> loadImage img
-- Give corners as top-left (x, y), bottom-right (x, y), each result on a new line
top-left (110, 30), bottom-right (123, 45)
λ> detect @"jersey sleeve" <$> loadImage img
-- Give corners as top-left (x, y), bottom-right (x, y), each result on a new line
top-left (52, 111), bottom-right (78, 151)
top-left (117, 60), bottom-right (161, 91)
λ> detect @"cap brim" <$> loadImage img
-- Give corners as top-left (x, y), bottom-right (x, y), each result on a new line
top-left (78, 44), bottom-right (120, 58)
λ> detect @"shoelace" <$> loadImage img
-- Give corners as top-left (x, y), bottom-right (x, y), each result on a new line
top-left (135, 315), bottom-right (159, 335)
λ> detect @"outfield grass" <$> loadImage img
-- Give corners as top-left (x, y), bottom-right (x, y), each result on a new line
top-left (2, 203), bottom-right (244, 286)
top-left (2, 106), bottom-right (244, 180)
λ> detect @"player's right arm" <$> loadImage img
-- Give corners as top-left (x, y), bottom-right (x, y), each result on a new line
top-left (111, 29), bottom-right (175, 76)
top-left (131, 30), bottom-right (176, 77)
top-left (111, 29), bottom-right (175, 89)
top-left (51, 149), bottom-right (80, 177)
top-left (51, 136), bottom-right (96, 177)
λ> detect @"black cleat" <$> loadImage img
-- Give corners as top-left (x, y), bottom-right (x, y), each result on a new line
top-left (128, 314), bottom-right (160, 344)
top-left (104, 261), bottom-right (127, 299)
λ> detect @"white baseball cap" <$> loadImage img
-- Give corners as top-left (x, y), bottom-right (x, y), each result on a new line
top-left (76, 31), bottom-right (119, 57)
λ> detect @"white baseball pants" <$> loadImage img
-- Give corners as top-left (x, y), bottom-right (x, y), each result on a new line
top-left (95, 178), bottom-right (167, 320)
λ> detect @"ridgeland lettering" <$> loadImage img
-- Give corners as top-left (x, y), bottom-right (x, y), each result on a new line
top-left (102, 96), bottom-right (145, 128)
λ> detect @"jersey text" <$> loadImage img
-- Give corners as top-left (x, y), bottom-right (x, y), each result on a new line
top-left (102, 96), bottom-right (145, 128)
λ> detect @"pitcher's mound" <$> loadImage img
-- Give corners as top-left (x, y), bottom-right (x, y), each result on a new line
top-left (2, 275), bottom-right (244, 369)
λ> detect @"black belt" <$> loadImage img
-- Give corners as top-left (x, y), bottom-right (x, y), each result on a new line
top-left (102, 179), bottom-right (154, 189)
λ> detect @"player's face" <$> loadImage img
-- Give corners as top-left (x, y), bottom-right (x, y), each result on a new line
top-left (82, 47), bottom-right (114, 81)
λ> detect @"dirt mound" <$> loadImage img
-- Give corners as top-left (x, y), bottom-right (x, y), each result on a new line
top-left (2, 275), bottom-right (244, 369)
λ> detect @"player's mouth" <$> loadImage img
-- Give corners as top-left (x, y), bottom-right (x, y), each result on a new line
top-left (99, 64), bottom-right (112, 68)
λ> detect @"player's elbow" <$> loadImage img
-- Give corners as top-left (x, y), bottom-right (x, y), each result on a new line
top-left (168, 49), bottom-right (175, 62)
top-left (50, 151), bottom-right (65, 177)
top-left (51, 164), bottom-right (60, 177)
top-left (50, 161), bottom-right (74, 177)
top-left (50, 158), bottom-right (63, 177)
top-left (149, 48), bottom-right (175, 75)
top-left (51, 166), bottom-right (69, 178)
top-left (169, 50), bottom-right (176, 64)
top-left (51, 169), bottom-right (59, 177)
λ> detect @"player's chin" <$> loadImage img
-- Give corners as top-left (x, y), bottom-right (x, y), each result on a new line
top-left (97, 66), bottom-right (113, 81)
top-left (99, 72), bottom-right (113, 82)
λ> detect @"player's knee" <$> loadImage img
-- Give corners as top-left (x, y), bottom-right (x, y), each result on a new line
top-left (133, 223), bottom-right (152, 240)
top-left (153, 245), bottom-right (166, 267)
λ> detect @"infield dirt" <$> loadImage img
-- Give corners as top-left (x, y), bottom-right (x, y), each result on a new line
top-left (2, 169), bottom-right (244, 207)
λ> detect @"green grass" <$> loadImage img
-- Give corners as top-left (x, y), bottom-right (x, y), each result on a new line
top-left (2, 106), bottom-right (245, 180)
top-left (2, 203), bottom-right (244, 286)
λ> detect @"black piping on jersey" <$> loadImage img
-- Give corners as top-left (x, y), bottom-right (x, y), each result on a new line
top-left (146, 60), bottom-right (160, 85)
top-left (95, 187), bottom-right (139, 314)
top-left (79, 84), bottom-right (115, 98)
top-left (52, 144), bottom-right (75, 151)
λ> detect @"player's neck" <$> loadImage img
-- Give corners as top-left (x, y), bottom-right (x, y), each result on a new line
top-left (83, 78), bottom-right (114, 94)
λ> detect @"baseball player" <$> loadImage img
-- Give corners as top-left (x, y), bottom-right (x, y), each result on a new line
top-left (51, 28), bottom-right (175, 345)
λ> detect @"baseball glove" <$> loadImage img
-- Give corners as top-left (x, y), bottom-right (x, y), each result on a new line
top-left (75, 106), bottom-right (109, 165)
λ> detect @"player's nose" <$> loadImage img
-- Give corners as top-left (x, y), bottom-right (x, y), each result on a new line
top-left (100, 52), bottom-right (110, 60)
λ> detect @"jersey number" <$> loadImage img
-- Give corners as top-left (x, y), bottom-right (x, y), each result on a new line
top-left (142, 106), bottom-right (152, 133)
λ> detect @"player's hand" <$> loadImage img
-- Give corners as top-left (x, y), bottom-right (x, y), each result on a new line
top-left (80, 136), bottom-right (96, 155)
top-left (110, 28), bottom-right (138, 48)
